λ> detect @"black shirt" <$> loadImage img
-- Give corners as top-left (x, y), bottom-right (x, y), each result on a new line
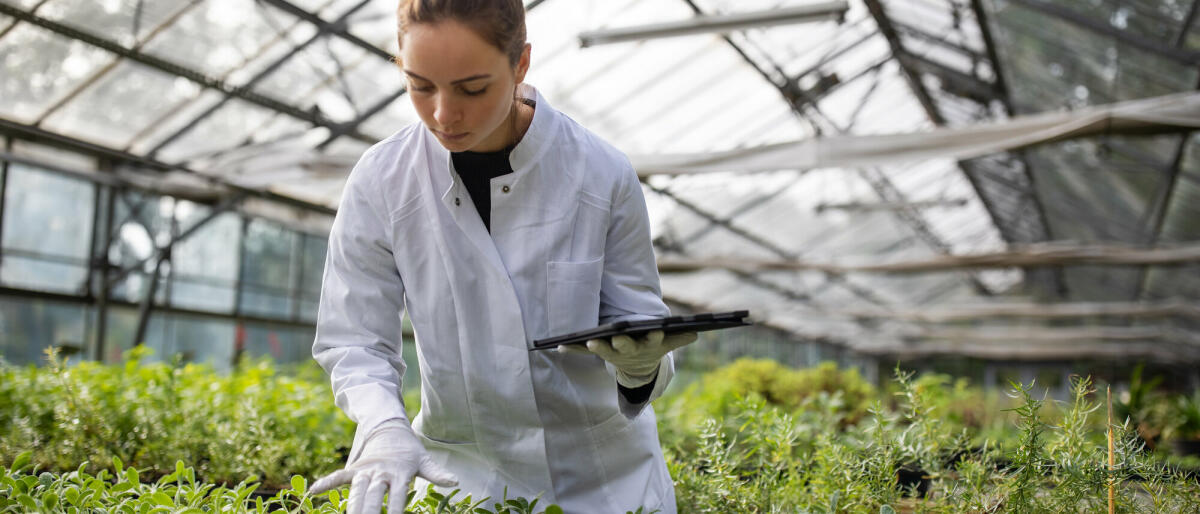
top-left (451, 146), bottom-right (515, 233)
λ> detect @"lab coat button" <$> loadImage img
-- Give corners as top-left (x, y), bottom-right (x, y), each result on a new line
top-left (501, 185), bottom-right (511, 193)
top-left (455, 197), bottom-right (461, 206)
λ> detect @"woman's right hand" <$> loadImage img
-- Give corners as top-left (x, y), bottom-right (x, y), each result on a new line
top-left (310, 419), bottom-right (459, 514)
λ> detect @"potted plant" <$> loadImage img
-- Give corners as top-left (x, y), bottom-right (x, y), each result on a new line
top-left (1165, 390), bottom-right (1200, 457)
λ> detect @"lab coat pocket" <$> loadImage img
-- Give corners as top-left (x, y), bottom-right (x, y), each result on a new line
top-left (546, 256), bottom-right (605, 336)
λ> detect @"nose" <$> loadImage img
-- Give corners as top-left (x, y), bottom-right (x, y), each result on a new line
top-left (433, 93), bottom-right (459, 128)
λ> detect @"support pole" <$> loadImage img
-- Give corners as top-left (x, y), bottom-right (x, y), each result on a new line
top-left (132, 248), bottom-right (168, 348)
top-left (94, 184), bottom-right (115, 361)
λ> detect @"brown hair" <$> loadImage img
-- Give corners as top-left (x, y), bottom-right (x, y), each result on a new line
top-left (397, 0), bottom-right (527, 66)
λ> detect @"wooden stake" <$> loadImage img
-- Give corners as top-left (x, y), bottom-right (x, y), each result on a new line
top-left (1107, 385), bottom-right (1115, 514)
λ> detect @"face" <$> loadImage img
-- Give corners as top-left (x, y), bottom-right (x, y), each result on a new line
top-left (400, 20), bottom-right (530, 152)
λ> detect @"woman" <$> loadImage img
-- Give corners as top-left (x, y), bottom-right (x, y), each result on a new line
top-left (309, 1), bottom-right (696, 512)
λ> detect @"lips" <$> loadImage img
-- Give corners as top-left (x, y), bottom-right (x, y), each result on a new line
top-left (436, 129), bottom-right (469, 141)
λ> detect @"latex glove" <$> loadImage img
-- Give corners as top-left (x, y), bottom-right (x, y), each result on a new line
top-left (310, 419), bottom-right (458, 514)
top-left (559, 330), bottom-right (697, 388)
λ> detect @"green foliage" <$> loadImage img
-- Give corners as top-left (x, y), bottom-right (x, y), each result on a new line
top-left (679, 359), bottom-right (875, 422)
top-left (0, 347), bottom-right (354, 489)
top-left (1164, 389), bottom-right (1200, 442)
top-left (5, 351), bottom-right (1200, 513)
top-left (0, 455), bottom-right (563, 513)
top-left (662, 363), bottom-right (1200, 513)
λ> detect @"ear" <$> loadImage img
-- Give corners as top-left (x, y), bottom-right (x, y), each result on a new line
top-left (513, 43), bottom-right (532, 83)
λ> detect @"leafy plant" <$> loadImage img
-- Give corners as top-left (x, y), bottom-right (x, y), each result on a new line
top-left (0, 451), bottom-right (564, 513)
top-left (0, 347), bottom-right (354, 489)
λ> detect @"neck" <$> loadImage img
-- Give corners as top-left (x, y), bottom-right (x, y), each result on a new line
top-left (469, 98), bottom-right (533, 153)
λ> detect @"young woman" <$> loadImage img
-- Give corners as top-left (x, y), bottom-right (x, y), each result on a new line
top-left (309, 1), bottom-right (696, 512)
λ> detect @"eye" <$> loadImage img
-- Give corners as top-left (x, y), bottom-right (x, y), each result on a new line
top-left (461, 86), bottom-right (488, 96)
top-left (407, 79), bottom-right (434, 93)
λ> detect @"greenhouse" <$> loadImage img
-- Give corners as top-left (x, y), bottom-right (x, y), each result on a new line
top-left (2, 0), bottom-right (1200, 512)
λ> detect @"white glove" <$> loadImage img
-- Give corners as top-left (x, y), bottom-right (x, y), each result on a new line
top-left (559, 329), bottom-right (697, 388)
top-left (310, 419), bottom-right (458, 514)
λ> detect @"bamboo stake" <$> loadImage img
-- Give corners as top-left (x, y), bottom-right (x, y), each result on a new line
top-left (1107, 385), bottom-right (1115, 514)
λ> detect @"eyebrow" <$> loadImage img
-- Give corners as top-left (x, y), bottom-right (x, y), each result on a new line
top-left (404, 70), bottom-right (491, 85)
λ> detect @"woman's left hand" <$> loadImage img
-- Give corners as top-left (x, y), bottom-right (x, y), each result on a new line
top-left (558, 330), bottom-right (697, 387)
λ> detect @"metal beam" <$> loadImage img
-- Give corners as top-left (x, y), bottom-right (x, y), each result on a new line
top-left (0, 117), bottom-right (335, 216)
top-left (108, 192), bottom-right (250, 288)
top-left (656, 242), bottom-right (1200, 274)
top-left (1007, 0), bottom-right (1200, 65)
top-left (646, 182), bottom-right (894, 309)
top-left (93, 184), bottom-right (115, 362)
top-left (966, 0), bottom-right (1063, 297)
top-left (865, 0), bottom-right (1055, 296)
top-left (843, 300), bottom-right (1200, 322)
top-left (148, 0), bottom-right (374, 158)
top-left (1176, 0), bottom-right (1200, 48)
top-left (0, 2), bottom-right (374, 146)
top-left (0, 284), bottom-right (320, 331)
top-left (969, 0), bottom-right (1013, 114)
top-left (904, 51), bottom-right (1000, 104)
top-left (255, 0), bottom-right (393, 62)
top-left (864, 0), bottom-right (943, 124)
top-left (316, 86), bottom-right (408, 150)
top-left (892, 20), bottom-right (987, 63)
top-left (676, 1), bottom-right (824, 133)
top-left (0, 138), bottom-right (8, 274)
top-left (132, 245), bottom-right (167, 347)
top-left (578, 1), bottom-right (848, 47)
top-left (814, 198), bottom-right (969, 213)
top-left (867, 339), bottom-right (1200, 363)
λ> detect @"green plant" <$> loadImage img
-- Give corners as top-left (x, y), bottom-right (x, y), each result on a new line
top-left (0, 451), bottom-right (565, 513)
top-left (1164, 390), bottom-right (1200, 442)
top-left (0, 347), bottom-right (354, 489)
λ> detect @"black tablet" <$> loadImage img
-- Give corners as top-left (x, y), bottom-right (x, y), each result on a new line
top-left (530, 310), bottom-right (751, 351)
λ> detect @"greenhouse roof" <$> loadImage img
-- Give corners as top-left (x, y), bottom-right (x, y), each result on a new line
top-left (1, 0), bottom-right (1198, 364)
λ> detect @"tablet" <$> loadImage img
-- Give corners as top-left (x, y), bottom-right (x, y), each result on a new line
top-left (530, 310), bottom-right (751, 351)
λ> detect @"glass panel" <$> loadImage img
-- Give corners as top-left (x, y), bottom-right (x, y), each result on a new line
top-left (239, 218), bottom-right (296, 319)
top-left (298, 233), bottom-right (326, 297)
top-left (991, 1), bottom-right (1198, 113)
top-left (140, 0), bottom-right (301, 78)
top-left (166, 314), bottom-right (235, 372)
top-left (296, 233), bottom-right (326, 322)
top-left (125, 89), bottom-right (224, 156)
top-left (100, 305), bottom-right (140, 363)
top-left (322, 36), bottom-right (405, 116)
top-left (40, 60), bottom-right (204, 148)
top-left (2, 163), bottom-right (93, 256)
top-left (0, 297), bottom-right (87, 366)
top-left (170, 201), bottom-right (240, 313)
top-left (36, 0), bottom-right (193, 48)
top-left (241, 321), bottom-right (314, 364)
top-left (345, 0), bottom-right (398, 56)
top-left (250, 35), bottom-right (345, 108)
top-left (0, 23), bottom-right (114, 123)
top-left (154, 99), bottom-right (277, 163)
top-left (240, 285), bottom-right (292, 319)
top-left (0, 256), bottom-right (87, 293)
top-left (0, 164), bottom-right (93, 293)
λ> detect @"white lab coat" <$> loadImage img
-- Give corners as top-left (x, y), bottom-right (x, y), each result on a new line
top-left (312, 85), bottom-right (676, 513)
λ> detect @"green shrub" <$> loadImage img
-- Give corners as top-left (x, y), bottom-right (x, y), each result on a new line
top-left (683, 359), bottom-right (875, 422)
top-left (0, 452), bottom-right (563, 514)
top-left (663, 365), bottom-right (1200, 513)
top-left (0, 347), bottom-right (353, 490)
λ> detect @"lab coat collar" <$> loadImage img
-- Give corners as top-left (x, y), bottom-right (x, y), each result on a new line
top-left (508, 84), bottom-right (557, 176)
top-left (431, 84), bottom-right (557, 204)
